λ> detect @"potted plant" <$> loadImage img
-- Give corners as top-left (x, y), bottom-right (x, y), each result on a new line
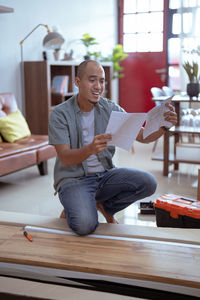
top-left (88, 51), bottom-right (102, 61)
top-left (103, 44), bottom-right (128, 79)
top-left (53, 47), bottom-right (61, 61)
top-left (63, 49), bottom-right (74, 61)
top-left (80, 33), bottom-right (98, 60)
top-left (183, 61), bottom-right (200, 98)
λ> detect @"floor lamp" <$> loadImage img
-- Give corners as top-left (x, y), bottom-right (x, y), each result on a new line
top-left (20, 23), bottom-right (65, 115)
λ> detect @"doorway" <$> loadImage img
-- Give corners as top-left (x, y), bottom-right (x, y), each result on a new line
top-left (119, 0), bottom-right (169, 112)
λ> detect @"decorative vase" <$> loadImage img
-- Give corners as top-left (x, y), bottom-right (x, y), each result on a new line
top-left (63, 53), bottom-right (73, 61)
top-left (186, 83), bottom-right (200, 98)
top-left (84, 55), bottom-right (90, 60)
top-left (53, 51), bottom-right (60, 61)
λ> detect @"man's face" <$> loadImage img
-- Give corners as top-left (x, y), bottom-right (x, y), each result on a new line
top-left (76, 62), bottom-right (105, 105)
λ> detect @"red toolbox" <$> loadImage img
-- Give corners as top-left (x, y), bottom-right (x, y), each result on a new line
top-left (154, 194), bottom-right (200, 228)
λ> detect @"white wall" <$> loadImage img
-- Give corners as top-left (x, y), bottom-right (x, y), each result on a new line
top-left (0, 0), bottom-right (118, 111)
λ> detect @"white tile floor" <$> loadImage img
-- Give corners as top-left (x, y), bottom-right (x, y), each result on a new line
top-left (0, 138), bottom-right (199, 226)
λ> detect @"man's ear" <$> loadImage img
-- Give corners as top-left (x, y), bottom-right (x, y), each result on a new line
top-left (75, 76), bottom-right (80, 88)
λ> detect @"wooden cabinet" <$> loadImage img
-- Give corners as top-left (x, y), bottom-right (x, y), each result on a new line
top-left (24, 61), bottom-right (112, 134)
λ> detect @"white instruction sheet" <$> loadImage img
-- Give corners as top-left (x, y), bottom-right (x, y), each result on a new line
top-left (143, 97), bottom-right (172, 139)
top-left (105, 97), bottom-right (173, 152)
top-left (105, 111), bottom-right (147, 151)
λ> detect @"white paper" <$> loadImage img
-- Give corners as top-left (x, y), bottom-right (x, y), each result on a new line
top-left (105, 97), bottom-right (173, 152)
top-left (143, 97), bottom-right (173, 139)
top-left (105, 111), bottom-right (147, 151)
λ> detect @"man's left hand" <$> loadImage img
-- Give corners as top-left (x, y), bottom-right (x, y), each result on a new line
top-left (163, 104), bottom-right (177, 127)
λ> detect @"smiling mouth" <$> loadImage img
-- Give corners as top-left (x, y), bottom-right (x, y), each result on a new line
top-left (88, 91), bottom-right (101, 104)
top-left (92, 91), bottom-right (101, 96)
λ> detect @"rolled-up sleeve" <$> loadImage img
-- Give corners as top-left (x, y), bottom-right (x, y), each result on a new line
top-left (48, 109), bottom-right (70, 145)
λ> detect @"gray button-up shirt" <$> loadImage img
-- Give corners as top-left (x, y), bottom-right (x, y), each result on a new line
top-left (48, 94), bottom-right (124, 192)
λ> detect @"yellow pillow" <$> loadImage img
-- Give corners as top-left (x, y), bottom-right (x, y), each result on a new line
top-left (0, 135), bottom-right (2, 143)
top-left (0, 110), bottom-right (31, 143)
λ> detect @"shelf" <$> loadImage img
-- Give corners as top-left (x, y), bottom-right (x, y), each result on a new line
top-left (152, 152), bottom-right (174, 162)
top-left (170, 126), bottom-right (200, 134)
top-left (152, 152), bottom-right (200, 164)
top-left (152, 95), bottom-right (200, 175)
top-left (0, 6), bottom-right (14, 13)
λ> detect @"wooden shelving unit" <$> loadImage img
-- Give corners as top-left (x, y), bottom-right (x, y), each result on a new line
top-left (24, 61), bottom-right (113, 134)
top-left (151, 96), bottom-right (200, 176)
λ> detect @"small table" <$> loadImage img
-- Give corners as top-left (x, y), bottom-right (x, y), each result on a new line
top-left (152, 95), bottom-right (200, 176)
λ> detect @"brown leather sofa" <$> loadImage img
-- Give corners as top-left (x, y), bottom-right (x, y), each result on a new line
top-left (0, 93), bottom-right (56, 176)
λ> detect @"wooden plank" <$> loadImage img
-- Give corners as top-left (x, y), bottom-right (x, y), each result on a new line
top-left (24, 225), bottom-right (200, 246)
top-left (1, 212), bottom-right (200, 244)
top-left (0, 225), bottom-right (19, 246)
top-left (0, 226), bottom-right (200, 289)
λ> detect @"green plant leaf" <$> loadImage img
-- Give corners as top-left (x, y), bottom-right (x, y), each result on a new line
top-left (183, 60), bottom-right (199, 83)
top-left (105, 44), bottom-right (128, 78)
top-left (81, 33), bottom-right (98, 49)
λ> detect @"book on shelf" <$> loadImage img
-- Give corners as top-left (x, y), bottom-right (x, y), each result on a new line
top-left (51, 75), bottom-right (69, 95)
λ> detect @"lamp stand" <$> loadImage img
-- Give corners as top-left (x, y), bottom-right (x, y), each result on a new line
top-left (20, 24), bottom-right (51, 116)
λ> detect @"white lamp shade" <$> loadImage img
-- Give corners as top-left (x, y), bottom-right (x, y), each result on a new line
top-left (43, 32), bottom-right (65, 49)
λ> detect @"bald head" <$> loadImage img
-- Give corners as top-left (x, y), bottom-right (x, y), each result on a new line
top-left (75, 59), bottom-right (105, 110)
top-left (77, 60), bottom-right (104, 79)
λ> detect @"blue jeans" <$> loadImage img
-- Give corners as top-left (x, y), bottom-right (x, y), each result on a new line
top-left (58, 168), bottom-right (157, 236)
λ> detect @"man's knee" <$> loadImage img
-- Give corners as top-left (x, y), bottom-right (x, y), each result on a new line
top-left (69, 216), bottom-right (98, 236)
top-left (143, 172), bottom-right (157, 196)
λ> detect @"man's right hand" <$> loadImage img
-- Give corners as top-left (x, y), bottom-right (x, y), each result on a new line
top-left (54, 133), bottom-right (112, 166)
top-left (89, 133), bottom-right (112, 154)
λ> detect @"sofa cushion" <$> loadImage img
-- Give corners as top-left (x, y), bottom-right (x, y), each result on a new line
top-left (37, 144), bottom-right (56, 163)
top-left (0, 135), bottom-right (50, 158)
top-left (0, 150), bottom-right (37, 176)
top-left (0, 110), bottom-right (31, 142)
top-left (0, 135), bottom-right (56, 176)
top-left (0, 92), bottom-right (18, 115)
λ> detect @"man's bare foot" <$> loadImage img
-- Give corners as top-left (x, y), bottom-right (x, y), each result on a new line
top-left (96, 202), bottom-right (118, 224)
top-left (60, 209), bottom-right (66, 218)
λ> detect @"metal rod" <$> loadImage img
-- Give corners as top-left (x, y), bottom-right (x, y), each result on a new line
top-left (20, 24), bottom-right (49, 45)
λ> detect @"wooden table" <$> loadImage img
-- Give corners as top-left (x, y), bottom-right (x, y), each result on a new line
top-left (0, 224), bottom-right (200, 298)
top-left (152, 95), bottom-right (200, 176)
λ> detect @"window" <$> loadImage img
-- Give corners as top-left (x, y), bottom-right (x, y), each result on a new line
top-left (168, 0), bottom-right (200, 90)
top-left (123, 0), bottom-right (164, 52)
